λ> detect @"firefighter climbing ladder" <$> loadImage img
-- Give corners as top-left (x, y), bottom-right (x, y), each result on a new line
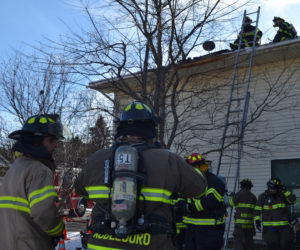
top-left (215, 7), bottom-right (261, 250)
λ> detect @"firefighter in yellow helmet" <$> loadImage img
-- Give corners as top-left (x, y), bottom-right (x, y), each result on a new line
top-left (74, 101), bottom-right (207, 250)
top-left (254, 177), bottom-right (296, 249)
top-left (0, 114), bottom-right (64, 250)
top-left (229, 179), bottom-right (257, 250)
top-left (183, 153), bottom-right (226, 250)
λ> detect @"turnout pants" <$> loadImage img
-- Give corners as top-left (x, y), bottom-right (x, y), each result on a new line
top-left (185, 225), bottom-right (225, 250)
top-left (233, 226), bottom-right (255, 250)
top-left (262, 226), bottom-right (294, 250)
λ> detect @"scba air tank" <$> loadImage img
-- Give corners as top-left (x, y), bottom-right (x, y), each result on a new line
top-left (111, 145), bottom-right (139, 236)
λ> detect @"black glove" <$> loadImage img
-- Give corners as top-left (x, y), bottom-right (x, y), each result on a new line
top-left (174, 199), bottom-right (188, 215)
top-left (255, 220), bottom-right (261, 232)
top-left (187, 201), bottom-right (198, 213)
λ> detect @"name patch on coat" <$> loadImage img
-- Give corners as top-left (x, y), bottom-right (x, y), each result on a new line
top-left (93, 233), bottom-right (151, 246)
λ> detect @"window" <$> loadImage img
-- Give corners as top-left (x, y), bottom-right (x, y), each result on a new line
top-left (271, 159), bottom-right (300, 217)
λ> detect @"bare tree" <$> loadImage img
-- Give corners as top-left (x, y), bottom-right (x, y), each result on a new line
top-left (34, 0), bottom-right (300, 161)
top-left (38, 0), bottom-right (255, 147)
top-left (0, 52), bottom-right (72, 124)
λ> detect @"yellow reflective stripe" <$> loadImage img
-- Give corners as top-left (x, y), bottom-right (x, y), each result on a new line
top-left (241, 213), bottom-right (253, 218)
top-left (254, 205), bottom-right (262, 211)
top-left (254, 216), bottom-right (261, 221)
top-left (206, 188), bottom-right (224, 202)
top-left (235, 219), bottom-right (253, 224)
top-left (124, 104), bottom-right (132, 111)
top-left (85, 186), bottom-right (110, 199)
top-left (262, 221), bottom-right (289, 226)
top-left (229, 196), bottom-right (235, 207)
top-left (48, 117), bottom-right (55, 123)
top-left (194, 168), bottom-right (204, 178)
top-left (236, 203), bottom-right (255, 209)
top-left (284, 190), bottom-right (291, 196)
top-left (45, 219), bottom-right (64, 236)
top-left (143, 104), bottom-right (152, 112)
top-left (195, 199), bottom-right (204, 212)
top-left (135, 103), bottom-right (144, 110)
top-left (28, 186), bottom-right (57, 208)
top-left (39, 117), bottom-right (48, 123)
top-left (27, 117), bottom-right (35, 124)
top-left (0, 196), bottom-right (30, 213)
top-left (88, 243), bottom-right (124, 250)
top-left (176, 222), bottom-right (187, 228)
top-left (262, 203), bottom-right (286, 210)
top-left (182, 216), bottom-right (225, 226)
top-left (140, 187), bottom-right (171, 204)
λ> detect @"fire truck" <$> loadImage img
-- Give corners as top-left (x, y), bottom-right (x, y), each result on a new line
top-left (54, 168), bottom-right (94, 217)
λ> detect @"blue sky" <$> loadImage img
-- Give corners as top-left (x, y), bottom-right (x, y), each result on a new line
top-left (1, 0), bottom-right (300, 58)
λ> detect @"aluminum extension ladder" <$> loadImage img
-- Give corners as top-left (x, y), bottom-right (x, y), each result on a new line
top-left (215, 7), bottom-right (261, 250)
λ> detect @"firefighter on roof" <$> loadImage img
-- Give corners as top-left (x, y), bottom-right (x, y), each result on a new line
top-left (272, 16), bottom-right (297, 43)
top-left (229, 178), bottom-right (257, 250)
top-left (230, 16), bottom-right (263, 50)
top-left (254, 177), bottom-right (297, 249)
top-left (74, 101), bottom-right (207, 249)
top-left (0, 114), bottom-right (65, 250)
top-left (183, 153), bottom-right (226, 250)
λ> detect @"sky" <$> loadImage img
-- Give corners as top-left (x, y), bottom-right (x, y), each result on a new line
top-left (1, 0), bottom-right (300, 58)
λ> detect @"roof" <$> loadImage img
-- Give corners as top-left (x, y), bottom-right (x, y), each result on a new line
top-left (88, 38), bottom-right (300, 91)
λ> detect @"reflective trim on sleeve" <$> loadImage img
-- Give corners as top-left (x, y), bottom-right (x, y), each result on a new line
top-left (262, 203), bottom-right (286, 210)
top-left (254, 205), bottom-right (262, 211)
top-left (194, 199), bottom-right (204, 212)
top-left (236, 203), bottom-right (255, 209)
top-left (85, 186), bottom-right (110, 199)
top-left (206, 188), bottom-right (224, 202)
top-left (0, 196), bottom-right (30, 213)
top-left (182, 216), bottom-right (225, 226)
top-left (235, 219), bottom-right (253, 224)
top-left (88, 243), bottom-right (124, 250)
top-left (284, 190), bottom-right (291, 196)
top-left (262, 221), bottom-right (289, 226)
top-left (45, 219), bottom-right (64, 236)
top-left (28, 185), bottom-right (57, 208)
top-left (140, 187), bottom-right (172, 204)
top-left (254, 216), bottom-right (261, 221)
top-left (176, 222), bottom-right (187, 228)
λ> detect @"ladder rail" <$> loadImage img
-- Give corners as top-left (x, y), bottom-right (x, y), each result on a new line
top-left (218, 7), bottom-right (261, 250)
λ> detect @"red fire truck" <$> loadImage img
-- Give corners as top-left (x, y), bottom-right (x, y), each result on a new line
top-left (54, 168), bottom-right (94, 217)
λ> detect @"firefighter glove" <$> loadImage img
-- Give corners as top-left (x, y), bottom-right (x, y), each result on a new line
top-left (255, 220), bottom-right (261, 231)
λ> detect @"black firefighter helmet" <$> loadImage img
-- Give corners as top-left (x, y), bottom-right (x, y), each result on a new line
top-left (8, 114), bottom-right (64, 141)
top-left (240, 178), bottom-right (253, 189)
top-left (116, 101), bottom-right (159, 139)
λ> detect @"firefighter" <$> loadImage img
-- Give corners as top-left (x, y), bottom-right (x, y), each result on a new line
top-left (0, 114), bottom-right (65, 250)
top-left (273, 16), bottom-right (297, 43)
top-left (74, 101), bottom-right (207, 250)
top-left (230, 16), bottom-right (263, 50)
top-left (183, 153), bottom-right (226, 250)
top-left (229, 178), bottom-right (257, 250)
top-left (254, 177), bottom-right (297, 250)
